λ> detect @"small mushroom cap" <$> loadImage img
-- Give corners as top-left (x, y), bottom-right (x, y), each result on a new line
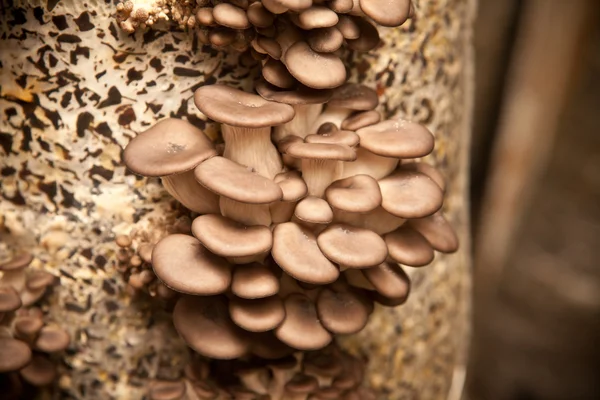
top-left (34, 325), bottom-right (70, 353)
top-left (308, 27), bottom-right (344, 53)
top-left (333, 206), bottom-right (406, 236)
top-left (123, 118), bottom-right (217, 177)
top-left (274, 171), bottom-right (308, 201)
top-left (317, 224), bottom-right (388, 268)
top-left (346, 18), bottom-right (380, 52)
top-left (325, 175), bottom-right (382, 213)
top-left (213, 3), bottom-right (250, 29)
top-left (297, 6), bottom-right (339, 29)
top-left (173, 296), bottom-right (249, 359)
top-left (151, 234), bottom-right (232, 295)
top-left (274, 0), bottom-right (312, 12)
top-left (312, 387), bottom-right (343, 399)
top-left (262, 0), bottom-right (289, 14)
top-left (316, 288), bottom-right (370, 334)
top-left (328, 83), bottom-right (379, 110)
top-left (305, 130), bottom-right (359, 147)
top-left (385, 226), bottom-right (435, 266)
top-left (19, 355), bottom-right (57, 387)
top-left (256, 79), bottom-right (334, 105)
top-left (229, 296), bottom-right (286, 332)
top-left (409, 212), bottom-right (459, 253)
top-left (336, 15), bottom-right (360, 40)
top-left (192, 214), bottom-right (273, 258)
top-left (194, 84), bottom-right (295, 128)
top-left (196, 8), bottom-right (215, 26)
top-left (194, 156), bottom-right (283, 204)
top-left (401, 161), bottom-right (446, 192)
top-left (362, 262), bottom-right (411, 306)
top-left (263, 58), bottom-right (296, 89)
top-left (148, 380), bottom-right (186, 400)
top-left (285, 142), bottom-right (356, 161)
top-left (285, 373), bottom-right (319, 394)
top-left (247, 3), bottom-right (275, 28)
top-left (231, 263), bottom-right (280, 299)
top-left (0, 338), bottom-right (31, 373)
top-left (26, 270), bottom-right (55, 291)
top-left (0, 286), bottom-right (22, 313)
top-left (359, 0), bottom-right (411, 27)
top-left (378, 170), bottom-right (444, 219)
top-left (294, 196), bottom-right (333, 224)
top-left (275, 293), bottom-right (332, 350)
top-left (257, 37), bottom-right (283, 59)
top-left (329, 0), bottom-right (353, 13)
top-left (356, 119), bottom-right (434, 158)
top-left (341, 110), bottom-right (381, 131)
top-left (283, 42), bottom-right (346, 89)
top-left (0, 252), bottom-right (33, 271)
top-left (14, 316), bottom-right (44, 338)
top-left (272, 222), bottom-right (339, 284)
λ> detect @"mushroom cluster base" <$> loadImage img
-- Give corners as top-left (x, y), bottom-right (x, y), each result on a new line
top-left (0, 0), bottom-right (474, 398)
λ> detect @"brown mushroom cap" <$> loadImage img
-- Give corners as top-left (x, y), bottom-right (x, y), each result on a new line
top-left (274, 171), bottom-right (308, 201)
top-left (359, 0), bottom-right (412, 27)
top-left (275, 293), bottom-right (332, 350)
top-left (285, 142), bottom-right (356, 161)
top-left (329, 0), bottom-right (354, 13)
top-left (0, 252), bottom-right (33, 271)
top-left (294, 196), bottom-right (333, 224)
top-left (285, 373), bottom-right (319, 396)
top-left (317, 224), bottom-right (388, 268)
top-left (305, 130), bottom-right (359, 147)
top-left (26, 270), bottom-right (55, 291)
top-left (123, 118), bottom-right (217, 177)
top-left (401, 161), bottom-right (446, 192)
top-left (346, 17), bottom-right (380, 52)
top-left (283, 42), bottom-right (346, 90)
top-left (332, 206), bottom-right (406, 236)
top-left (247, 3), bottom-right (275, 27)
top-left (213, 3), bottom-right (250, 29)
top-left (151, 234), bottom-right (232, 295)
top-left (385, 225), bottom-right (435, 266)
top-left (13, 316), bottom-right (44, 340)
top-left (231, 263), bottom-right (280, 299)
top-left (272, 222), bottom-right (339, 284)
top-left (356, 119), bottom-right (435, 158)
top-left (263, 58), bottom-right (295, 89)
top-left (148, 380), bottom-right (187, 400)
top-left (308, 27), bottom-right (344, 53)
top-left (34, 325), bottom-right (70, 353)
top-left (336, 15), bottom-right (360, 40)
top-left (362, 262), bottom-right (411, 306)
top-left (378, 170), bottom-right (444, 218)
top-left (0, 338), bottom-right (31, 373)
top-left (194, 156), bottom-right (283, 204)
top-left (328, 84), bottom-right (379, 110)
top-left (409, 212), bottom-right (459, 253)
top-left (296, 6), bottom-right (339, 29)
top-left (192, 214), bottom-right (272, 258)
top-left (229, 296), bottom-right (286, 332)
top-left (256, 79), bottom-right (334, 105)
top-left (194, 84), bottom-right (295, 128)
top-left (19, 355), bottom-right (56, 387)
top-left (262, 0), bottom-right (289, 14)
top-left (0, 286), bottom-right (22, 313)
top-left (274, 0), bottom-right (312, 12)
top-left (316, 288), bottom-right (370, 334)
top-left (173, 296), bottom-right (249, 359)
top-left (325, 175), bottom-right (382, 213)
top-left (340, 110), bottom-right (381, 131)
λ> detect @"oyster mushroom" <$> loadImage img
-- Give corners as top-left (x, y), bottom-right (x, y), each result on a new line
top-left (275, 293), bottom-right (332, 350)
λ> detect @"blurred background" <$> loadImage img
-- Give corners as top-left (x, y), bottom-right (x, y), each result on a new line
top-left (466, 0), bottom-right (600, 399)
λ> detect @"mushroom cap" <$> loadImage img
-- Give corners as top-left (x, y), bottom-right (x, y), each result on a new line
top-left (274, 0), bottom-right (312, 12)
top-left (255, 79), bottom-right (334, 105)
top-left (378, 170), bottom-right (444, 218)
top-left (316, 288), bottom-right (370, 334)
top-left (263, 58), bottom-right (296, 89)
top-left (341, 110), bottom-right (382, 131)
top-left (192, 214), bottom-right (273, 258)
top-left (26, 270), bottom-right (55, 291)
top-left (308, 27), bottom-right (344, 53)
top-left (328, 84), bottom-right (379, 110)
top-left (359, 0), bottom-right (411, 27)
top-left (213, 3), bottom-right (250, 29)
top-left (275, 293), bottom-right (332, 350)
top-left (19, 355), bottom-right (57, 387)
top-left (173, 296), bottom-right (249, 359)
top-left (409, 212), bottom-right (459, 253)
top-left (401, 161), bottom-right (446, 192)
top-left (283, 42), bottom-right (346, 90)
top-left (346, 18), bottom-right (380, 52)
top-left (362, 262), bottom-right (411, 306)
top-left (0, 338), bottom-right (31, 373)
top-left (148, 380), bottom-right (187, 400)
top-left (285, 373), bottom-right (319, 394)
top-left (123, 118), bottom-right (217, 177)
top-left (294, 196), bottom-right (333, 224)
top-left (229, 296), bottom-right (286, 332)
top-left (274, 171), bottom-right (308, 201)
top-left (336, 15), bottom-right (360, 40)
top-left (329, 0), bottom-right (354, 13)
top-left (231, 263), bottom-right (280, 299)
top-left (272, 222), bottom-right (339, 284)
top-left (297, 6), bottom-right (339, 29)
top-left (317, 224), bottom-right (388, 268)
top-left (247, 3), bottom-right (275, 28)
top-left (196, 8), bottom-right (215, 26)
top-left (385, 226), bottom-right (435, 266)
top-left (194, 84), bottom-right (295, 128)
top-left (305, 130), bottom-right (360, 147)
top-left (356, 119), bottom-right (434, 158)
top-left (257, 36), bottom-right (283, 59)
top-left (285, 142), bottom-right (356, 161)
top-left (0, 252), bottom-right (33, 271)
top-left (332, 206), bottom-right (406, 236)
top-left (325, 174), bottom-right (382, 213)
top-left (194, 156), bottom-right (283, 204)
top-left (34, 325), bottom-right (70, 353)
top-left (0, 286), bottom-right (22, 313)
top-left (13, 316), bottom-right (44, 338)
top-left (151, 234), bottom-right (232, 295)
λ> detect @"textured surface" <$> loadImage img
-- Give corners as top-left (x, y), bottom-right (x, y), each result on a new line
top-left (0, 0), bottom-right (473, 398)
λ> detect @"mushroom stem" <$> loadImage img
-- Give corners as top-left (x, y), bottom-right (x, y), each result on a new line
top-left (161, 171), bottom-right (220, 214)
top-left (219, 197), bottom-right (272, 227)
top-left (237, 369), bottom-right (269, 395)
top-left (273, 104), bottom-right (324, 142)
top-left (301, 159), bottom-right (342, 197)
top-left (270, 201), bottom-right (298, 224)
top-left (310, 106), bottom-right (353, 131)
top-left (222, 125), bottom-right (283, 179)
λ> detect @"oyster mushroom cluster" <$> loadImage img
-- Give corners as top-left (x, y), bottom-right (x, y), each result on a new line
top-left (116, 0), bottom-right (414, 90)
top-left (0, 253), bottom-right (70, 398)
top-left (122, 82), bottom-right (458, 359)
top-left (148, 344), bottom-right (375, 400)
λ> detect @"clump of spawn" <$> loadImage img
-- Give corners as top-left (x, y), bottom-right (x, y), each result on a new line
top-left (0, 253), bottom-right (71, 399)
top-left (122, 82), bottom-right (458, 360)
top-left (147, 344), bottom-right (376, 400)
top-left (115, 0), bottom-right (414, 90)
